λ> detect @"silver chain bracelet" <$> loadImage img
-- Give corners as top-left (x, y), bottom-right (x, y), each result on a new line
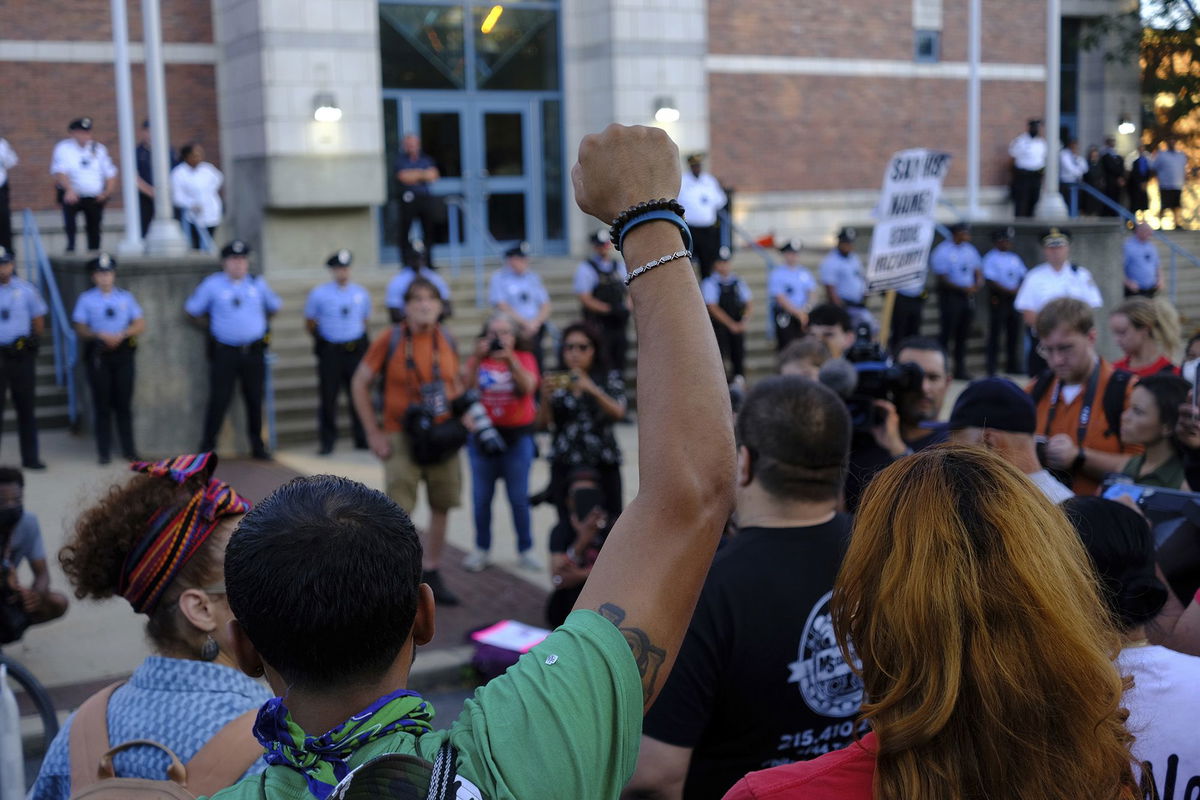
top-left (624, 250), bottom-right (692, 286)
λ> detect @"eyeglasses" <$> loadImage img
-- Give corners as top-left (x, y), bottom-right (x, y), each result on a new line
top-left (1036, 341), bottom-right (1079, 360)
top-left (563, 342), bottom-right (593, 352)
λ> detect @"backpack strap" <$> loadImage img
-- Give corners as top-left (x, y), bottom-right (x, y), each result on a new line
top-left (182, 708), bottom-right (263, 796)
top-left (68, 682), bottom-right (122, 791)
top-left (426, 742), bottom-right (458, 800)
top-left (1103, 367), bottom-right (1135, 440)
top-left (382, 323), bottom-right (404, 377)
top-left (1030, 369), bottom-right (1055, 406)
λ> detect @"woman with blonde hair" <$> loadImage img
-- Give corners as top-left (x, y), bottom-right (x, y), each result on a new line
top-left (724, 445), bottom-right (1138, 800)
top-left (1110, 296), bottom-right (1182, 377)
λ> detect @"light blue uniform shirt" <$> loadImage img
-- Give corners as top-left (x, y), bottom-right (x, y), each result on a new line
top-left (384, 267), bottom-right (451, 313)
top-left (818, 250), bottom-right (866, 304)
top-left (1123, 237), bottom-right (1160, 290)
top-left (767, 264), bottom-right (816, 309)
top-left (0, 277), bottom-right (48, 345)
top-left (701, 274), bottom-right (753, 306)
top-left (488, 266), bottom-right (550, 321)
top-left (184, 272), bottom-right (282, 346)
top-left (930, 240), bottom-right (983, 290)
top-left (71, 286), bottom-right (143, 335)
top-left (305, 281), bottom-right (371, 343)
top-left (982, 249), bottom-right (1028, 293)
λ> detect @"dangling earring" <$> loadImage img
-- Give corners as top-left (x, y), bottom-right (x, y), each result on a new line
top-left (200, 635), bottom-right (220, 662)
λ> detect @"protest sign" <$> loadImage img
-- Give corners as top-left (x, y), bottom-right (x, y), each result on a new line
top-left (866, 149), bottom-right (952, 294)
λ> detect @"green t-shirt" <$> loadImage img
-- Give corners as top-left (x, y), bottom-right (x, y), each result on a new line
top-left (207, 609), bottom-right (642, 800)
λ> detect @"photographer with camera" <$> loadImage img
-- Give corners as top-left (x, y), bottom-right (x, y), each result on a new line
top-left (351, 277), bottom-right (467, 606)
top-left (460, 311), bottom-right (541, 573)
top-left (893, 337), bottom-right (951, 451)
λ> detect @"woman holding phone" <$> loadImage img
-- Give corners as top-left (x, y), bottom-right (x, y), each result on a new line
top-left (536, 321), bottom-right (626, 525)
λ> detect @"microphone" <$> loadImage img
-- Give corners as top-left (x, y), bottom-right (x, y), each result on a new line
top-left (818, 358), bottom-right (858, 399)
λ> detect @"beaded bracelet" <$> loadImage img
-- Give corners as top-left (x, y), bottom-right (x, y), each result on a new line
top-left (609, 198), bottom-right (686, 248)
top-left (618, 210), bottom-right (693, 254)
top-left (624, 250), bottom-right (692, 286)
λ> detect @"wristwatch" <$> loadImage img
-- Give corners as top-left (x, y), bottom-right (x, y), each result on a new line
top-left (1072, 447), bottom-right (1087, 471)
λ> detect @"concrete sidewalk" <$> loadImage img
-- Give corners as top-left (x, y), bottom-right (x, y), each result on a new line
top-left (3, 423), bottom-right (642, 708)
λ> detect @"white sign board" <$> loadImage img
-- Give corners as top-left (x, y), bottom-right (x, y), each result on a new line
top-left (866, 149), bottom-right (953, 294)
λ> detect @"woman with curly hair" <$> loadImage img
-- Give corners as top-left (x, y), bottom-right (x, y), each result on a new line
top-left (725, 446), bottom-right (1138, 800)
top-left (30, 453), bottom-right (271, 800)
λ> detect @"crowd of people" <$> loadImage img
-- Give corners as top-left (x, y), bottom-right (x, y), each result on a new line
top-left (3, 124), bottom-right (1200, 800)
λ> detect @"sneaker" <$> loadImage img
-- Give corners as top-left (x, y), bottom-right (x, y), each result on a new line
top-left (462, 549), bottom-right (491, 573)
top-left (516, 551), bottom-right (543, 572)
top-left (422, 569), bottom-right (460, 607)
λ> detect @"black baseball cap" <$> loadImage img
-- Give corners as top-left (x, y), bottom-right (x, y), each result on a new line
top-left (949, 377), bottom-right (1037, 434)
top-left (0, 247), bottom-right (12, 265)
top-left (87, 252), bottom-right (116, 272)
top-left (69, 117), bottom-right (93, 131)
top-left (992, 226), bottom-right (1016, 242)
top-left (837, 227), bottom-right (857, 244)
top-left (326, 249), bottom-right (352, 267)
top-left (949, 221), bottom-right (970, 234)
top-left (778, 239), bottom-right (801, 253)
top-left (221, 240), bottom-right (252, 258)
top-left (589, 229), bottom-right (611, 246)
top-left (504, 241), bottom-right (530, 259)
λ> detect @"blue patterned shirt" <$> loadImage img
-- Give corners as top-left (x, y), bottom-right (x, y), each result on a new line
top-left (31, 656), bottom-right (272, 800)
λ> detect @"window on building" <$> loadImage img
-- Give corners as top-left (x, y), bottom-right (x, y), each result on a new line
top-left (914, 29), bottom-right (940, 63)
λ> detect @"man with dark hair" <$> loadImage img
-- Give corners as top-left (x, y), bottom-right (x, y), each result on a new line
top-left (218, 123), bottom-right (735, 800)
top-left (626, 377), bottom-right (862, 800)
top-left (894, 336), bottom-right (951, 451)
top-left (777, 335), bottom-right (830, 380)
top-left (806, 303), bottom-right (856, 360)
top-left (0, 467), bottom-right (68, 631)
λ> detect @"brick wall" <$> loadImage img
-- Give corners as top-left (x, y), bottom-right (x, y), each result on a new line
top-left (709, 73), bottom-right (1045, 192)
top-left (1, 0), bottom-right (214, 43)
top-left (0, 63), bottom-right (221, 211)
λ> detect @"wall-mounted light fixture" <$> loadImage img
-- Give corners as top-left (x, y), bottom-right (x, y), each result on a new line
top-left (313, 92), bottom-right (342, 122)
top-left (1117, 114), bottom-right (1136, 135)
top-left (481, 5), bottom-right (504, 34)
top-left (654, 97), bottom-right (680, 124)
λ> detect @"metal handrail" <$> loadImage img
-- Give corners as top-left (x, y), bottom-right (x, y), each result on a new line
top-left (21, 209), bottom-right (79, 425)
top-left (442, 195), bottom-right (504, 308)
top-left (1073, 182), bottom-right (1200, 304)
top-left (180, 209), bottom-right (215, 252)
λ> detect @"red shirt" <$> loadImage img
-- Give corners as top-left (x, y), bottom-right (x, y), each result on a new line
top-left (1112, 355), bottom-right (1179, 378)
top-left (476, 351), bottom-right (539, 428)
top-left (723, 733), bottom-right (877, 800)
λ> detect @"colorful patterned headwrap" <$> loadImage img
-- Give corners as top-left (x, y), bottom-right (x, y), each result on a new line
top-left (118, 453), bottom-right (252, 615)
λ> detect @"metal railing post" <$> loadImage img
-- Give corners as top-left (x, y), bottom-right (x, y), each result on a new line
top-left (1070, 183), bottom-right (1078, 218)
top-left (1171, 251), bottom-right (1177, 305)
top-left (22, 209), bottom-right (80, 425)
top-left (448, 199), bottom-right (461, 279)
top-left (264, 351), bottom-right (277, 453)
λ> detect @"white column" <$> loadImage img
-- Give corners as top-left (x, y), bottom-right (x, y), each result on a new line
top-left (1038, 0), bottom-right (1068, 218)
top-left (111, 0), bottom-right (143, 254)
top-left (140, 0), bottom-right (187, 254)
top-left (966, 0), bottom-right (981, 219)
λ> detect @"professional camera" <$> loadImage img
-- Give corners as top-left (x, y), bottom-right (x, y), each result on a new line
top-left (454, 389), bottom-right (506, 456)
top-left (823, 324), bottom-right (924, 433)
top-left (488, 336), bottom-right (505, 354)
top-left (1102, 477), bottom-right (1200, 603)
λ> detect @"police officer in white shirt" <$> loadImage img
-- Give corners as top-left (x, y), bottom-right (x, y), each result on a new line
top-left (1009, 118), bottom-right (1047, 217)
top-left (50, 117), bottom-right (118, 252)
top-left (932, 222), bottom-right (984, 380)
top-left (489, 241), bottom-right (551, 371)
top-left (678, 152), bottom-right (727, 279)
top-left (982, 227), bottom-right (1028, 376)
top-left (71, 253), bottom-right (145, 464)
top-left (819, 227), bottom-right (874, 333)
top-left (170, 143), bottom-right (224, 249)
top-left (0, 247), bottom-right (47, 469)
top-left (0, 135), bottom-right (17, 252)
top-left (575, 229), bottom-right (630, 372)
top-left (767, 239), bottom-right (816, 352)
top-left (305, 249), bottom-right (371, 455)
top-left (1014, 227), bottom-right (1103, 376)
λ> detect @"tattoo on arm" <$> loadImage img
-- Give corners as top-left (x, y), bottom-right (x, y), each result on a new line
top-left (599, 602), bottom-right (667, 707)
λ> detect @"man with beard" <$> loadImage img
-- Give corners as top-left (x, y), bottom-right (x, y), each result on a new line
top-left (894, 336), bottom-right (951, 451)
top-left (0, 467), bottom-right (68, 633)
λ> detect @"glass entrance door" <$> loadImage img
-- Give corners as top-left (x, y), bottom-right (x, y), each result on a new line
top-left (384, 97), bottom-right (541, 265)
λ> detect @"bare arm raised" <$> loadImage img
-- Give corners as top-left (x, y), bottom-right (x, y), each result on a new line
top-left (570, 125), bottom-right (735, 710)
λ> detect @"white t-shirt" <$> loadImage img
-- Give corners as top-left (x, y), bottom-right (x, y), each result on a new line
top-left (1119, 645), bottom-right (1200, 795)
top-left (170, 161), bottom-right (224, 227)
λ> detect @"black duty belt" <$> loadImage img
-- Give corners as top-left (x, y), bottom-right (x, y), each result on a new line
top-left (0, 336), bottom-right (36, 355)
top-left (215, 339), bottom-right (267, 354)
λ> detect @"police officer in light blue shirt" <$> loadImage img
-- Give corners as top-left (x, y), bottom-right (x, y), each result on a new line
top-left (385, 265), bottom-right (450, 322)
top-left (982, 227), bottom-right (1028, 375)
top-left (72, 253), bottom-right (144, 463)
top-left (931, 222), bottom-right (983, 379)
top-left (1122, 222), bottom-right (1160, 297)
top-left (0, 246), bottom-right (48, 469)
top-left (489, 241), bottom-right (551, 371)
top-left (305, 249), bottom-right (372, 455)
top-left (767, 239), bottom-right (816, 352)
top-left (819, 227), bottom-right (873, 332)
top-left (185, 239), bottom-right (282, 458)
